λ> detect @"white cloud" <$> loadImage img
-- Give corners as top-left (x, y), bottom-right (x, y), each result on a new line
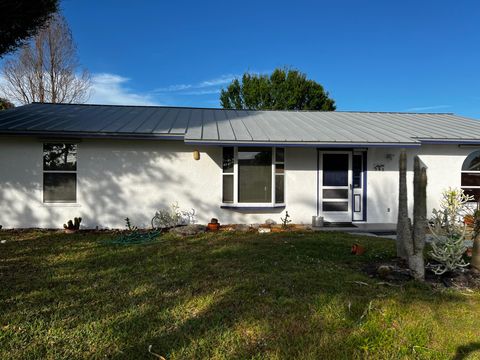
top-left (1, 71), bottom-right (270, 106)
top-left (183, 89), bottom-right (222, 96)
top-left (404, 105), bottom-right (451, 112)
top-left (88, 73), bottom-right (160, 106)
top-left (154, 74), bottom-right (238, 94)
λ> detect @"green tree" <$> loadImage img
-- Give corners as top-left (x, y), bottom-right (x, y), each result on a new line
top-left (220, 68), bottom-right (336, 110)
top-left (0, 0), bottom-right (59, 56)
top-left (0, 98), bottom-right (14, 110)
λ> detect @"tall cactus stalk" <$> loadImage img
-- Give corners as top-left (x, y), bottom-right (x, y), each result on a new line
top-left (471, 210), bottom-right (480, 272)
top-left (396, 149), bottom-right (410, 259)
top-left (408, 157), bottom-right (427, 280)
top-left (396, 151), bottom-right (428, 280)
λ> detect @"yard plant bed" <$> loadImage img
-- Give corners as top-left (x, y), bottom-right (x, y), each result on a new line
top-left (1, 231), bottom-right (480, 359)
top-left (363, 258), bottom-right (480, 290)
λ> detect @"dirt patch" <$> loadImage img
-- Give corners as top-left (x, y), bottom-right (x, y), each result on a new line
top-left (363, 258), bottom-right (480, 290)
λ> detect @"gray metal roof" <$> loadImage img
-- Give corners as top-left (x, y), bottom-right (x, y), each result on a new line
top-left (1, 102), bottom-right (480, 146)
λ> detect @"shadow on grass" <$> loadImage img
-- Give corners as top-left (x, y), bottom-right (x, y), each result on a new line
top-left (0, 230), bottom-right (475, 359)
top-left (452, 342), bottom-right (480, 360)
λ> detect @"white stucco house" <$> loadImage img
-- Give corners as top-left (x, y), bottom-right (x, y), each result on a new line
top-left (1, 102), bottom-right (480, 229)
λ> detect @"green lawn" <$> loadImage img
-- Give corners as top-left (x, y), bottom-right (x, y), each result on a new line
top-left (1, 230), bottom-right (480, 360)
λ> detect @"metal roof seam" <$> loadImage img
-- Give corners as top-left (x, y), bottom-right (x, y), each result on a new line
top-left (236, 110), bottom-right (255, 141)
top-left (350, 112), bottom-right (418, 142)
top-left (224, 111), bottom-right (238, 141)
top-left (331, 112), bottom-right (395, 142)
top-left (120, 107), bottom-right (158, 133)
top-left (147, 107), bottom-right (171, 133)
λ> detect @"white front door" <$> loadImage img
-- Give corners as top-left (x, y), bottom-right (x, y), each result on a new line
top-left (320, 152), bottom-right (352, 222)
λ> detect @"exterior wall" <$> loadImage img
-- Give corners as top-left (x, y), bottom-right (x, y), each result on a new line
top-left (0, 138), bottom-right (317, 228)
top-left (0, 137), bottom-right (474, 228)
top-left (366, 144), bottom-right (473, 223)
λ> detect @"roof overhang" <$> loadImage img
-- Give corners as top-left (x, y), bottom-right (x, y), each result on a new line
top-left (183, 140), bottom-right (421, 147)
top-left (0, 131), bottom-right (185, 141)
top-left (418, 138), bottom-right (480, 145)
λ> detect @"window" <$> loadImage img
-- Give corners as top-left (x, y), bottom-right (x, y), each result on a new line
top-left (222, 147), bottom-right (285, 205)
top-left (275, 148), bottom-right (285, 203)
top-left (222, 147), bottom-right (234, 203)
top-left (43, 143), bottom-right (77, 203)
top-left (461, 150), bottom-right (480, 201)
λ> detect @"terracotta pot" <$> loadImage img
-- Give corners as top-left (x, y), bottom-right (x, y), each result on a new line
top-left (207, 223), bottom-right (220, 231)
top-left (464, 215), bottom-right (474, 226)
top-left (466, 247), bottom-right (473, 257)
top-left (351, 244), bottom-right (365, 255)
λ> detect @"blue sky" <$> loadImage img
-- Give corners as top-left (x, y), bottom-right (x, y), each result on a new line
top-left (22, 1), bottom-right (480, 116)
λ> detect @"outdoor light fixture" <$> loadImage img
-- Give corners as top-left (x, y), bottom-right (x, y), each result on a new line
top-left (386, 153), bottom-right (395, 160)
top-left (193, 150), bottom-right (200, 160)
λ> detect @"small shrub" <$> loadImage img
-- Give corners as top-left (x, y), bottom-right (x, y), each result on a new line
top-left (428, 188), bottom-right (473, 275)
top-left (124, 217), bottom-right (138, 231)
top-left (280, 211), bottom-right (292, 230)
top-left (151, 202), bottom-right (196, 229)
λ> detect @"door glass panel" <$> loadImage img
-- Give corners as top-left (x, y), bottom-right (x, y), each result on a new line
top-left (275, 148), bottom-right (285, 163)
top-left (323, 202), bottom-right (349, 212)
top-left (323, 189), bottom-right (348, 199)
top-left (323, 154), bottom-right (348, 186)
top-left (353, 154), bottom-right (362, 188)
top-left (354, 194), bottom-right (361, 212)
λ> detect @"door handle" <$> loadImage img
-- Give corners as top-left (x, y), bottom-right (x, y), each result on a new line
top-left (349, 184), bottom-right (352, 190)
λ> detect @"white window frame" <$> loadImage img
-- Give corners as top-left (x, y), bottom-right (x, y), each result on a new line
top-left (461, 150), bottom-right (480, 201)
top-left (221, 146), bottom-right (286, 208)
top-left (461, 169), bottom-right (480, 201)
top-left (43, 142), bottom-right (78, 204)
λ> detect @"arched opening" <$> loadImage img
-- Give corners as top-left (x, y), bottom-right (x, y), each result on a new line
top-left (461, 150), bottom-right (480, 200)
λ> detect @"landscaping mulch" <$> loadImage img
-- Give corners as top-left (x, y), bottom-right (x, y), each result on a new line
top-left (363, 257), bottom-right (480, 290)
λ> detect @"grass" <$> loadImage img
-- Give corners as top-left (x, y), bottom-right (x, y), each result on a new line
top-left (1, 230), bottom-right (480, 359)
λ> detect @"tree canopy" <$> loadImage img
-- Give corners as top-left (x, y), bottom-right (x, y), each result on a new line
top-left (220, 68), bottom-right (336, 111)
top-left (0, 0), bottom-right (59, 57)
top-left (0, 98), bottom-right (15, 110)
top-left (1, 14), bottom-right (91, 104)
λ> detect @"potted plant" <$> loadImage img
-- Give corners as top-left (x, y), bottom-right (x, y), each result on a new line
top-left (464, 214), bottom-right (475, 226)
top-left (351, 243), bottom-right (365, 255)
top-left (207, 218), bottom-right (220, 231)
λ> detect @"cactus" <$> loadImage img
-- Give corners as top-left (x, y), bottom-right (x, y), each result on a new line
top-left (408, 157), bottom-right (427, 280)
top-left (396, 150), bottom-right (410, 259)
top-left (396, 151), bottom-right (428, 280)
top-left (64, 217), bottom-right (82, 231)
